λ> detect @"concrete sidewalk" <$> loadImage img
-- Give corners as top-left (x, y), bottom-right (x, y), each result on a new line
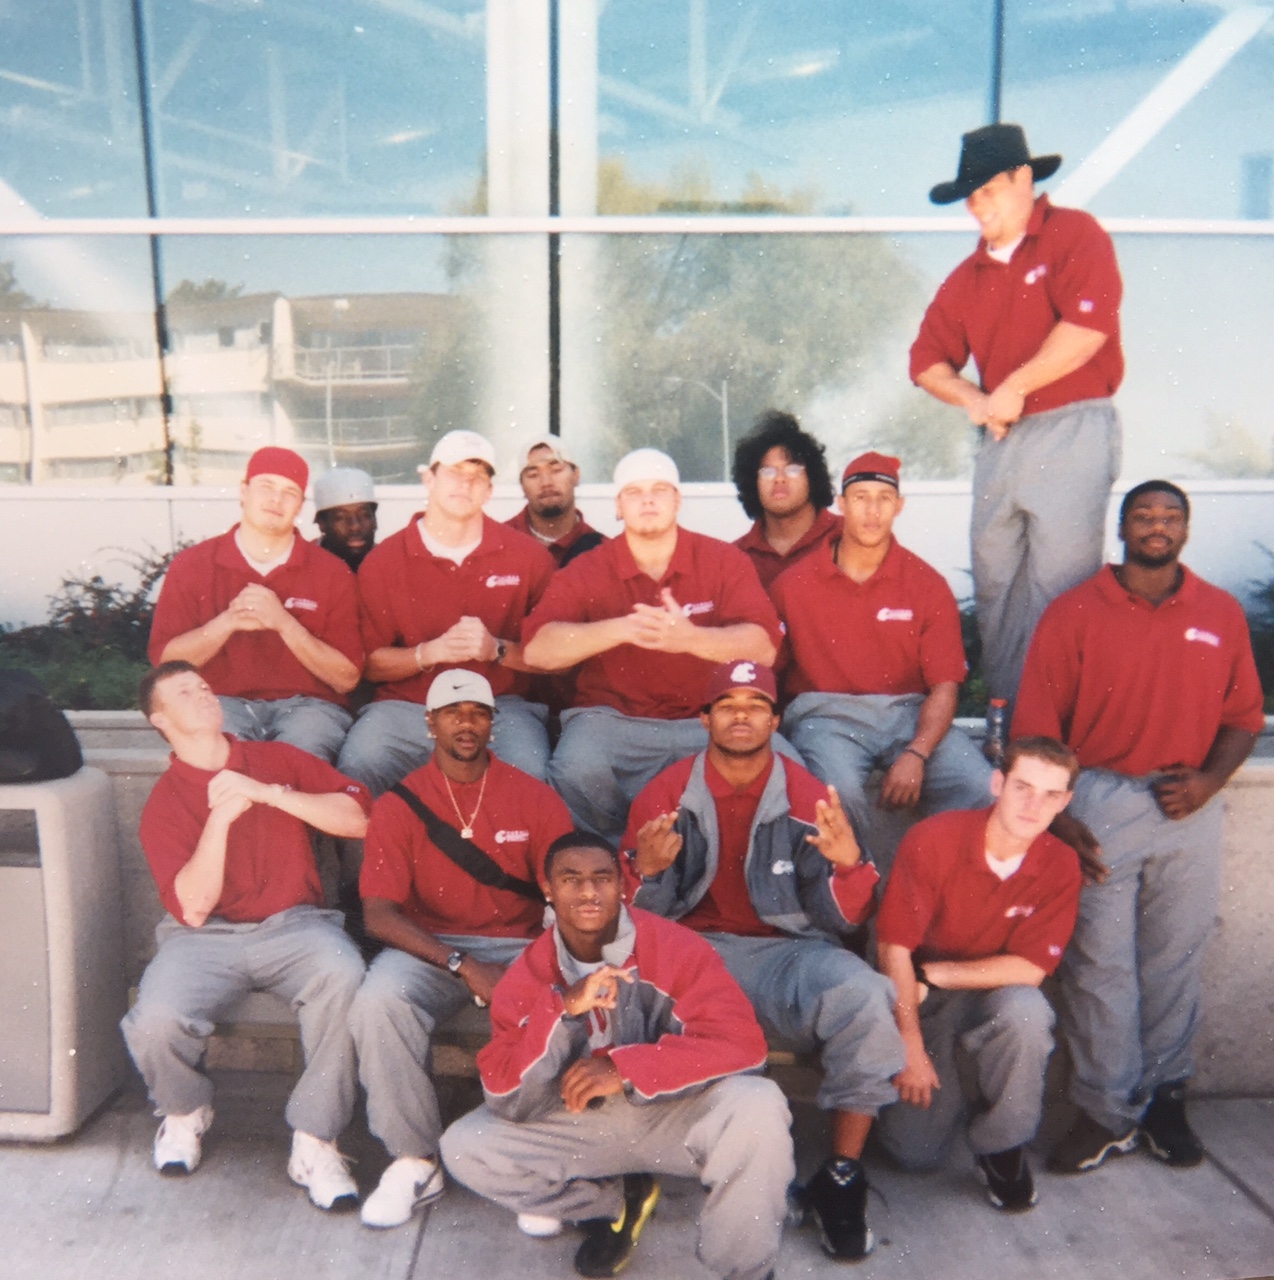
top-left (2, 1069), bottom-right (1271, 1280)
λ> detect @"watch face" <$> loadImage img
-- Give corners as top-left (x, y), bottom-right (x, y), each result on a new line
top-left (447, 951), bottom-right (465, 973)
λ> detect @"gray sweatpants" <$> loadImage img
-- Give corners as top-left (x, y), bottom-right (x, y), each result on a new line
top-left (876, 986), bottom-right (1056, 1169)
top-left (783, 692), bottom-right (992, 843)
top-left (705, 933), bottom-right (903, 1115)
top-left (971, 397), bottom-right (1120, 705)
top-left (347, 937), bottom-right (528, 1159)
top-left (120, 905), bottom-right (364, 1139)
top-left (338, 695), bottom-right (550, 795)
top-left (1060, 770), bottom-right (1223, 1133)
top-left (441, 1076), bottom-right (793, 1280)
top-left (218, 694), bottom-right (352, 764)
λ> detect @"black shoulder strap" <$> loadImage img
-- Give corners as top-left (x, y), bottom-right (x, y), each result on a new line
top-left (388, 784), bottom-right (544, 903)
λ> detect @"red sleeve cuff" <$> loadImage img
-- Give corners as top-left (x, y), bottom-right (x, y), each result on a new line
top-left (829, 860), bottom-right (879, 926)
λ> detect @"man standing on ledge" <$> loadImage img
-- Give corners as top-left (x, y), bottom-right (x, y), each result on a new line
top-left (149, 446), bottom-right (363, 762)
top-left (1013, 481), bottom-right (1263, 1173)
top-left (910, 123), bottom-right (1124, 704)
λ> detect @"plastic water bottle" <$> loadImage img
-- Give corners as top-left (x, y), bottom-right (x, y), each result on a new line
top-left (984, 698), bottom-right (1008, 766)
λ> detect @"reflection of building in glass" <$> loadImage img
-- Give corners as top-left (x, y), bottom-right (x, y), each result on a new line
top-left (0, 293), bottom-right (451, 485)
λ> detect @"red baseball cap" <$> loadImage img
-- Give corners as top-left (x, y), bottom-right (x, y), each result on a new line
top-left (245, 447), bottom-right (309, 494)
top-left (704, 660), bottom-right (778, 707)
top-left (840, 451), bottom-right (900, 491)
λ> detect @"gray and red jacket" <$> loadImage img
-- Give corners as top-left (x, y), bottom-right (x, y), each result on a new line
top-left (625, 752), bottom-right (878, 945)
top-left (476, 906), bottom-right (769, 1122)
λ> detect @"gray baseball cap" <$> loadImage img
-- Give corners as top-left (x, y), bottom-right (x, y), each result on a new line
top-left (313, 467), bottom-right (376, 513)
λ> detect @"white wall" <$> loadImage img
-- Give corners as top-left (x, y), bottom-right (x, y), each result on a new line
top-left (2, 479), bottom-right (1271, 628)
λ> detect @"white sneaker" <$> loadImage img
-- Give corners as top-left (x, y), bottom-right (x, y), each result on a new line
top-left (288, 1131), bottom-right (359, 1211)
top-left (517, 1212), bottom-right (563, 1238)
top-left (360, 1157), bottom-right (445, 1229)
top-left (152, 1105), bottom-right (214, 1175)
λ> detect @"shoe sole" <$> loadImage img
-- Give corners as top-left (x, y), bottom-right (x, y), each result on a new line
top-left (1139, 1128), bottom-right (1204, 1168)
top-left (817, 1223), bottom-right (875, 1261)
top-left (156, 1162), bottom-right (196, 1177)
top-left (977, 1164), bottom-right (1038, 1213)
top-left (1050, 1129), bottom-right (1138, 1174)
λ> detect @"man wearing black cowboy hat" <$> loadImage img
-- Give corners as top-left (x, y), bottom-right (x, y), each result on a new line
top-left (909, 123), bottom-right (1124, 709)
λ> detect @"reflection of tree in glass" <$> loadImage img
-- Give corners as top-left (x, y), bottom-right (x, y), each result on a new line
top-left (0, 260), bottom-right (41, 310)
top-left (166, 278), bottom-right (243, 306)
top-left (1182, 412), bottom-right (1273, 478)
top-left (592, 159), bottom-right (966, 480)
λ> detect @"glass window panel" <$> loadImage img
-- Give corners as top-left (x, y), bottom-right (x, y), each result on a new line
top-left (0, 2), bottom-right (148, 217)
top-left (156, 233), bottom-right (547, 484)
top-left (558, 231), bottom-right (969, 483)
top-left (143, 0), bottom-right (488, 216)
top-left (591, 0), bottom-right (995, 216)
top-left (1002, 2), bottom-right (1274, 219)
top-left (0, 236), bottom-right (164, 484)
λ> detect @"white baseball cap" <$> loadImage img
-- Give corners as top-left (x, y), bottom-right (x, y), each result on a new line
top-left (312, 467), bottom-right (376, 513)
top-left (613, 448), bottom-right (679, 492)
top-left (426, 430), bottom-right (497, 473)
top-left (425, 669), bottom-right (496, 712)
top-left (517, 435), bottom-right (577, 469)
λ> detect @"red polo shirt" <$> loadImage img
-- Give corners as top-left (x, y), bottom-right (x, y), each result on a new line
top-left (359, 755), bottom-right (572, 938)
top-left (523, 527), bottom-right (783, 720)
top-left (139, 737), bottom-right (372, 924)
top-left (505, 507), bottom-right (605, 568)
top-left (772, 538), bottom-right (967, 699)
top-left (735, 507), bottom-right (842, 594)
top-left (909, 195), bottom-right (1124, 417)
top-left (1012, 565), bottom-right (1265, 776)
top-left (622, 752), bottom-right (877, 932)
top-left (149, 528), bottom-right (363, 706)
top-left (357, 514), bottom-right (555, 704)
top-left (878, 807), bottom-right (1080, 975)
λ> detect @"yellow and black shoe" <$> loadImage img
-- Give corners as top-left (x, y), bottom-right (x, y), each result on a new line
top-left (573, 1173), bottom-right (661, 1278)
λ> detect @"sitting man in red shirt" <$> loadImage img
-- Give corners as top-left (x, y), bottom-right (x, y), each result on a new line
top-left (773, 451), bottom-right (991, 858)
top-left (876, 736), bottom-right (1081, 1212)
top-left (441, 831), bottom-right (794, 1280)
top-left (348, 670), bottom-right (572, 1230)
top-left (622, 660), bottom-right (903, 1262)
top-left (340, 430), bottom-right (556, 794)
top-left (149, 447), bottom-right (363, 762)
top-left (523, 447), bottom-right (783, 844)
top-left (121, 661), bottom-right (371, 1209)
top-left (731, 409), bottom-right (841, 595)
top-left (1014, 480), bottom-right (1264, 1174)
top-left (505, 436), bottom-right (605, 568)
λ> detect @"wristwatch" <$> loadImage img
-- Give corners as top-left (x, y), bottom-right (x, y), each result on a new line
top-left (493, 638), bottom-right (508, 664)
top-left (445, 950), bottom-right (467, 975)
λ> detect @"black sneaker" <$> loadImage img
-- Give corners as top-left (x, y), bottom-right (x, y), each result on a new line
top-left (1048, 1111), bottom-right (1138, 1173)
top-left (1140, 1082), bottom-right (1204, 1168)
top-left (573, 1173), bottom-right (660, 1278)
top-left (976, 1146), bottom-right (1038, 1212)
top-left (801, 1156), bottom-right (873, 1261)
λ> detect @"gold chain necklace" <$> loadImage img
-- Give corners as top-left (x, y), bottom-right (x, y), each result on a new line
top-left (442, 768), bottom-right (489, 840)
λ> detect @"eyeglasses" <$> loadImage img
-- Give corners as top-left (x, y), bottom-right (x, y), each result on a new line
top-left (758, 463), bottom-right (806, 480)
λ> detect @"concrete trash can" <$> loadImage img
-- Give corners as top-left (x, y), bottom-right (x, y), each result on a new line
top-left (0, 767), bottom-right (128, 1140)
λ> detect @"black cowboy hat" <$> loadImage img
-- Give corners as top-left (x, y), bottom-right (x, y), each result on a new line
top-left (929, 123), bottom-right (1061, 205)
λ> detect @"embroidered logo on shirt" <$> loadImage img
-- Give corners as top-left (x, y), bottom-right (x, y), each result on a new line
top-left (771, 859), bottom-right (796, 876)
top-left (494, 829), bottom-right (530, 844)
top-left (1078, 299), bottom-right (1095, 313)
top-left (1184, 627), bottom-right (1221, 648)
top-left (682, 600), bottom-right (714, 617)
top-left (486, 574), bottom-right (521, 588)
top-left (1024, 264), bottom-right (1048, 285)
top-left (283, 596), bottom-right (318, 612)
top-left (876, 607), bottom-right (914, 622)
top-left (1004, 904), bottom-right (1036, 919)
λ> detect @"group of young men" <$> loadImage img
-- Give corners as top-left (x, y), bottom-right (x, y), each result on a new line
top-left (120, 123), bottom-right (1265, 1280)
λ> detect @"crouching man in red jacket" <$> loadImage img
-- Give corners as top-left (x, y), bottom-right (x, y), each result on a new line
top-left (441, 831), bottom-right (794, 1280)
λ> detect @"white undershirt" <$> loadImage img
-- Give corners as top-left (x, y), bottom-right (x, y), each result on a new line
top-left (987, 234), bottom-right (1025, 264)
top-left (418, 518), bottom-right (480, 566)
top-left (985, 849), bottom-right (1026, 881)
top-left (235, 529), bottom-right (293, 576)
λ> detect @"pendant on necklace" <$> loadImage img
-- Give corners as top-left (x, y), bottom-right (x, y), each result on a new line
top-left (461, 826), bottom-right (474, 839)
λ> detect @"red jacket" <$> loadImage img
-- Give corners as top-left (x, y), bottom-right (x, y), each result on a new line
top-left (477, 907), bottom-right (768, 1120)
